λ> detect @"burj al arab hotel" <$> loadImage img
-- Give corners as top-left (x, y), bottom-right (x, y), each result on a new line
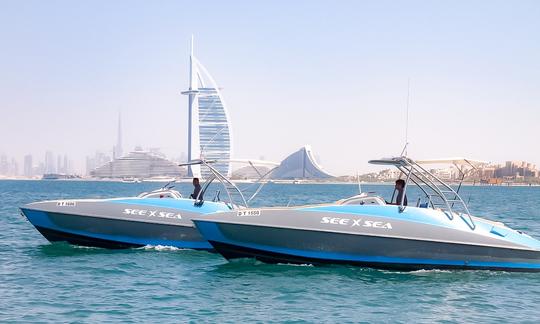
top-left (182, 37), bottom-right (233, 179)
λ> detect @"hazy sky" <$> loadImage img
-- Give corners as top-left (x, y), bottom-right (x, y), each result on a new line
top-left (1, 0), bottom-right (539, 175)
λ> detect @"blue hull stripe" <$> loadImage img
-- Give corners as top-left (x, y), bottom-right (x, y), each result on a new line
top-left (194, 220), bottom-right (540, 270)
top-left (22, 209), bottom-right (212, 250)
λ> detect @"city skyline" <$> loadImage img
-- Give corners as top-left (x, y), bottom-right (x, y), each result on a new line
top-left (3, 145), bottom-right (540, 181)
top-left (0, 151), bottom-right (75, 178)
top-left (1, 1), bottom-right (539, 175)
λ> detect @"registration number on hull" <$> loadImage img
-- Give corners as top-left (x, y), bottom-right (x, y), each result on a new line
top-left (56, 201), bottom-right (76, 207)
top-left (237, 210), bottom-right (261, 217)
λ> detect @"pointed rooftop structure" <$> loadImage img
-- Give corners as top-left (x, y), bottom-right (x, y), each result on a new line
top-left (181, 36), bottom-right (233, 179)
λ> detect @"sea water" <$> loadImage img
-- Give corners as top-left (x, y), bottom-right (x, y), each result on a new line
top-left (1, 180), bottom-right (540, 322)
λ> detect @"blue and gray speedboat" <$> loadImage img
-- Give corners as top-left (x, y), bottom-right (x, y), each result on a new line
top-left (19, 184), bottom-right (229, 249)
top-left (192, 157), bottom-right (540, 272)
top-left (19, 160), bottom-right (262, 250)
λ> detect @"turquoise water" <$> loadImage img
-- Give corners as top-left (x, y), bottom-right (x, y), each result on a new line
top-left (1, 180), bottom-right (540, 322)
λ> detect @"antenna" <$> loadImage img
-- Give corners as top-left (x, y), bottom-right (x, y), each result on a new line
top-left (401, 78), bottom-right (411, 156)
top-left (356, 171), bottom-right (362, 194)
top-left (190, 34), bottom-right (194, 57)
top-left (405, 78), bottom-right (410, 146)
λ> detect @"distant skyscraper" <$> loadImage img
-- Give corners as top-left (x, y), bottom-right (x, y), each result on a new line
top-left (24, 154), bottom-right (33, 177)
top-left (44, 151), bottom-right (56, 174)
top-left (57, 155), bottom-right (62, 174)
top-left (36, 162), bottom-right (44, 175)
top-left (0, 154), bottom-right (8, 175)
top-left (9, 157), bottom-right (18, 176)
top-left (181, 36), bottom-right (233, 179)
top-left (86, 156), bottom-right (96, 176)
top-left (63, 155), bottom-right (69, 174)
top-left (113, 112), bottom-right (123, 160)
top-left (86, 151), bottom-right (112, 175)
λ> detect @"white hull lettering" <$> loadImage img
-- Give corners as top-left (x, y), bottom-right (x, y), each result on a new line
top-left (321, 216), bottom-right (391, 230)
top-left (123, 208), bottom-right (182, 220)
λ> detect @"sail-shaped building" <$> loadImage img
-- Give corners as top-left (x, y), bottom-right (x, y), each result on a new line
top-left (271, 145), bottom-right (334, 179)
top-left (182, 37), bottom-right (233, 179)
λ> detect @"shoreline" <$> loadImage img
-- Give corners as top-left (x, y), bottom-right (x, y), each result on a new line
top-left (1, 177), bottom-right (539, 187)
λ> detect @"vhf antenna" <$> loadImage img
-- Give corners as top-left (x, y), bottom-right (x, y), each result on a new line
top-left (356, 171), bottom-right (362, 195)
top-left (400, 78), bottom-right (411, 157)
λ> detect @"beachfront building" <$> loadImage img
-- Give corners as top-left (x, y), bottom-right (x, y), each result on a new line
top-left (495, 161), bottom-right (538, 178)
top-left (181, 37), bottom-right (233, 179)
top-left (271, 145), bottom-right (334, 180)
top-left (90, 149), bottom-right (185, 179)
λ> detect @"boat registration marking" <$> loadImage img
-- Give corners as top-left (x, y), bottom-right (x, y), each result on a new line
top-left (56, 201), bottom-right (76, 207)
top-left (237, 210), bottom-right (261, 217)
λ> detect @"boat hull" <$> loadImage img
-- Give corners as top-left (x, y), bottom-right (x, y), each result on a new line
top-left (34, 225), bottom-right (143, 249)
top-left (193, 205), bottom-right (540, 272)
top-left (208, 240), bottom-right (540, 272)
top-left (20, 198), bottom-right (230, 250)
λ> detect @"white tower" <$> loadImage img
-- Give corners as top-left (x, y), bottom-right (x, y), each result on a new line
top-left (181, 36), bottom-right (233, 179)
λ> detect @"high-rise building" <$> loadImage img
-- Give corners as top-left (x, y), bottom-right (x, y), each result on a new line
top-left (44, 151), bottom-right (56, 174)
top-left (113, 112), bottom-right (123, 160)
top-left (24, 154), bottom-right (33, 177)
top-left (57, 155), bottom-right (62, 174)
top-left (63, 155), bottom-right (69, 174)
top-left (181, 37), bottom-right (233, 179)
top-left (9, 157), bottom-right (18, 176)
top-left (0, 155), bottom-right (19, 176)
top-left (86, 156), bottom-right (96, 176)
top-left (86, 151), bottom-right (112, 175)
top-left (36, 162), bottom-right (45, 176)
top-left (0, 154), bottom-right (8, 175)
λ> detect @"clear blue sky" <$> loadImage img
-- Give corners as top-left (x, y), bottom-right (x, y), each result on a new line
top-left (1, 0), bottom-right (539, 174)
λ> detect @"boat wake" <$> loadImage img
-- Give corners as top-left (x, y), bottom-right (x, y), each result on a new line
top-left (277, 263), bottom-right (315, 267)
top-left (70, 244), bottom-right (102, 250)
top-left (140, 245), bottom-right (188, 252)
top-left (409, 269), bottom-right (453, 274)
top-left (378, 268), bottom-right (454, 275)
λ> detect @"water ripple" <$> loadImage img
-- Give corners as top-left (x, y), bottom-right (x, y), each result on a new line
top-left (1, 181), bottom-right (540, 322)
